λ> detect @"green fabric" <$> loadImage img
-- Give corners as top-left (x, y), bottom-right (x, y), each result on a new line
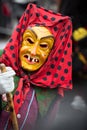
top-left (0, 50), bottom-right (57, 116)
top-left (35, 87), bottom-right (57, 116)
top-left (0, 49), bottom-right (3, 56)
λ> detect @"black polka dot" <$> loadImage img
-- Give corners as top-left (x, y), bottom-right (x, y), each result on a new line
top-left (51, 81), bottom-right (54, 85)
top-left (62, 42), bottom-right (65, 46)
top-left (10, 46), bottom-right (14, 50)
top-left (24, 17), bottom-right (27, 21)
top-left (64, 34), bottom-right (68, 38)
top-left (67, 43), bottom-right (71, 48)
top-left (67, 25), bottom-right (71, 30)
top-left (68, 61), bottom-right (72, 66)
top-left (61, 58), bottom-right (64, 62)
top-left (64, 69), bottom-right (68, 73)
top-left (12, 53), bottom-right (15, 58)
top-left (64, 50), bottom-right (67, 55)
top-left (36, 13), bottom-right (40, 17)
top-left (55, 57), bottom-right (58, 61)
top-left (30, 4), bottom-right (33, 8)
top-left (26, 9), bottom-right (29, 14)
top-left (61, 76), bottom-right (65, 81)
top-left (43, 77), bottom-right (47, 81)
top-left (9, 38), bottom-right (13, 42)
top-left (62, 29), bottom-right (65, 32)
top-left (22, 25), bottom-right (25, 29)
top-left (58, 65), bottom-right (62, 70)
top-left (58, 49), bottom-right (62, 53)
top-left (16, 28), bottom-right (20, 32)
top-left (50, 64), bottom-right (55, 69)
top-left (46, 71), bottom-right (51, 76)
top-left (54, 73), bottom-right (58, 78)
top-left (15, 91), bottom-right (19, 96)
top-left (60, 36), bottom-right (63, 40)
top-left (54, 27), bottom-right (58, 31)
top-left (17, 99), bottom-right (20, 104)
top-left (51, 17), bottom-right (56, 21)
top-left (43, 15), bottom-right (48, 19)
top-left (14, 62), bottom-right (17, 67)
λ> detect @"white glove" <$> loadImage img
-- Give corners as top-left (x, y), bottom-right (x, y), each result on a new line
top-left (0, 67), bottom-right (15, 94)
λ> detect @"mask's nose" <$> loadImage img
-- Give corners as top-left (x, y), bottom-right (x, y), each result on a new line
top-left (30, 41), bottom-right (39, 56)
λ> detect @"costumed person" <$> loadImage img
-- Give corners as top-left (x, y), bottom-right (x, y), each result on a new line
top-left (0, 3), bottom-right (72, 130)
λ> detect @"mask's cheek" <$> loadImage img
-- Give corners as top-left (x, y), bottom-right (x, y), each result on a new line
top-left (40, 49), bottom-right (51, 62)
top-left (19, 46), bottom-right (29, 56)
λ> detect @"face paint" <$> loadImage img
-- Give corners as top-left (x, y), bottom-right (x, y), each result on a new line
top-left (19, 26), bottom-right (54, 71)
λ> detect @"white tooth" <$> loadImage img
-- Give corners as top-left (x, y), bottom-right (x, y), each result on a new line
top-left (36, 59), bottom-right (39, 62)
top-left (34, 58), bottom-right (36, 62)
top-left (28, 57), bottom-right (29, 60)
top-left (32, 58), bottom-right (35, 62)
top-left (28, 55), bottom-right (30, 60)
top-left (36, 59), bottom-right (37, 62)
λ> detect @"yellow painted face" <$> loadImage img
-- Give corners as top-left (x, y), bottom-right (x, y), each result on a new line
top-left (19, 26), bottom-right (54, 71)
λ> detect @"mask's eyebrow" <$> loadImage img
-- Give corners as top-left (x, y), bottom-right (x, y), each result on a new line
top-left (28, 28), bottom-right (37, 39)
top-left (40, 35), bottom-right (54, 41)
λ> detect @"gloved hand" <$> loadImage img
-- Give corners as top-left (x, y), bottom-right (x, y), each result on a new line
top-left (0, 66), bottom-right (15, 94)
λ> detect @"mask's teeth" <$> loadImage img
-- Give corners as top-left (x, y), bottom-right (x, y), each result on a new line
top-left (36, 59), bottom-right (38, 62)
top-left (28, 55), bottom-right (30, 61)
top-left (34, 58), bottom-right (36, 62)
top-left (32, 58), bottom-right (35, 62)
top-left (36, 59), bottom-right (39, 63)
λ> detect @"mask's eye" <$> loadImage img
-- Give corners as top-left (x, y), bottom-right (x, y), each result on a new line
top-left (40, 44), bottom-right (48, 48)
top-left (26, 38), bottom-right (34, 44)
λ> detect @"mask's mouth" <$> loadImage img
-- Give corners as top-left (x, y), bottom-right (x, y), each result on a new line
top-left (24, 54), bottom-right (39, 64)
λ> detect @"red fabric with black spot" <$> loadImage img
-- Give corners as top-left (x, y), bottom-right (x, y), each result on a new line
top-left (0, 4), bottom-right (72, 114)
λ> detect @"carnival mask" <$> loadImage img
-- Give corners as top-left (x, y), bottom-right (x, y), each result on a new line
top-left (19, 26), bottom-right (54, 71)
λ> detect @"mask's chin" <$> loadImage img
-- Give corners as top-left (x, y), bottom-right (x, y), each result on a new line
top-left (21, 58), bottom-right (44, 72)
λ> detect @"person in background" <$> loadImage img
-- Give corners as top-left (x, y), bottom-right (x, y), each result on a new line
top-left (56, 0), bottom-right (87, 77)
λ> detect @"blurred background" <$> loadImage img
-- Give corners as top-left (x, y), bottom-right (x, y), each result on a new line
top-left (0, 0), bottom-right (87, 130)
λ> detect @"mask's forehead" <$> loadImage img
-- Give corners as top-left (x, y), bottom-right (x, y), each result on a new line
top-left (27, 26), bottom-right (54, 39)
